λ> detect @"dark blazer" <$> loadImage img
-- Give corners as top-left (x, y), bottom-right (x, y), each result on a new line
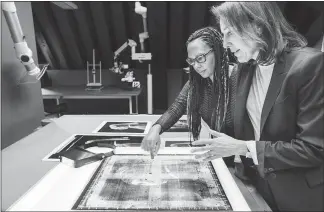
top-left (226, 47), bottom-right (324, 211)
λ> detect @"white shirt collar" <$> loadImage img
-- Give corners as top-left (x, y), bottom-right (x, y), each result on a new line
top-left (252, 49), bottom-right (275, 70)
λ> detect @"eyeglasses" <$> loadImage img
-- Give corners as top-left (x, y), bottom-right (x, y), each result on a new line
top-left (186, 49), bottom-right (213, 66)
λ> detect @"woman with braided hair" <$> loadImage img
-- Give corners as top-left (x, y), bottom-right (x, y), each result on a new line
top-left (141, 27), bottom-right (230, 157)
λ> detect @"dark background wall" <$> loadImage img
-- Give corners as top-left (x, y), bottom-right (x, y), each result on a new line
top-left (35, 1), bottom-right (221, 114)
top-left (1, 2), bottom-right (323, 149)
top-left (1, 2), bottom-right (44, 149)
top-left (33, 1), bottom-right (323, 114)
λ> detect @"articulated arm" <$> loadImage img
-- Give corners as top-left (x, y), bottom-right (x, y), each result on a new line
top-left (113, 39), bottom-right (137, 60)
top-left (2, 2), bottom-right (47, 80)
top-left (110, 39), bottom-right (137, 74)
top-left (135, 1), bottom-right (148, 52)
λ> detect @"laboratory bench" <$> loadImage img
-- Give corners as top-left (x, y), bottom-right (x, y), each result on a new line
top-left (42, 86), bottom-right (142, 114)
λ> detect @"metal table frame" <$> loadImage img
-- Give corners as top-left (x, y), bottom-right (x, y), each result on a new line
top-left (42, 86), bottom-right (141, 114)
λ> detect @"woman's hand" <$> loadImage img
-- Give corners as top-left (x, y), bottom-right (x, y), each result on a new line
top-left (190, 130), bottom-right (248, 161)
top-left (141, 124), bottom-right (162, 158)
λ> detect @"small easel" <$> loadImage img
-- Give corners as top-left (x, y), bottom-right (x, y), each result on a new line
top-left (86, 49), bottom-right (103, 91)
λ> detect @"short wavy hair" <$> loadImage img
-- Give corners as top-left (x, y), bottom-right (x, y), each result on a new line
top-left (211, 2), bottom-right (307, 65)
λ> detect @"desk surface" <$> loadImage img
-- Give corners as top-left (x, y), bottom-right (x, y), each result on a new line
top-left (2, 115), bottom-right (271, 211)
top-left (42, 86), bottom-right (142, 99)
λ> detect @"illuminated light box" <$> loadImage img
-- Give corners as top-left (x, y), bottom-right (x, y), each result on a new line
top-left (10, 148), bottom-right (250, 211)
top-left (74, 155), bottom-right (232, 210)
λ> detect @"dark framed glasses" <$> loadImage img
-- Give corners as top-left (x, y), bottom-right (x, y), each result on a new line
top-left (186, 49), bottom-right (213, 66)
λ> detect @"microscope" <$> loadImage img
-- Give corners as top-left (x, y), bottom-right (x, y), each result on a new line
top-left (109, 39), bottom-right (144, 89)
top-left (109, 2), bottom-right (153, 114)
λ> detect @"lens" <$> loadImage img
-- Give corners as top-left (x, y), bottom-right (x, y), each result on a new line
top-left (196, 55), bottom-right (205, 63)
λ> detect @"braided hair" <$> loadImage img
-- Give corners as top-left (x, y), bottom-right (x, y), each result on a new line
top-left (186, 27), bottom-right (229, 140)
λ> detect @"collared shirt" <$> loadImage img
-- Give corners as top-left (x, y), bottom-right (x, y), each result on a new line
top-left (245, 63), bottom-right (275, 164)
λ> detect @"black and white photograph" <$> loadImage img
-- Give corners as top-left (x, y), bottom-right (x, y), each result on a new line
top-left (43, 134), bottom-right (144, 161)
top-left (166, 119), bottom-right (189, 132)
top-left (93, 121), bottom-right (151, 134)
top-left (2, 1), bottom-right (323, 211)
top-left (165, 140), bottom-right (191, 147)
top-left (73, 156), bottom-right (232, 211)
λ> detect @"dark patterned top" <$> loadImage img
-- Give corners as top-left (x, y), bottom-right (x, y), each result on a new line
top-left (155, 78), bottom-right (218, 133)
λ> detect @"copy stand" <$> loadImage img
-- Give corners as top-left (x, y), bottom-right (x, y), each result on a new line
top-left (86, 49), bottom-right (103, 91)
